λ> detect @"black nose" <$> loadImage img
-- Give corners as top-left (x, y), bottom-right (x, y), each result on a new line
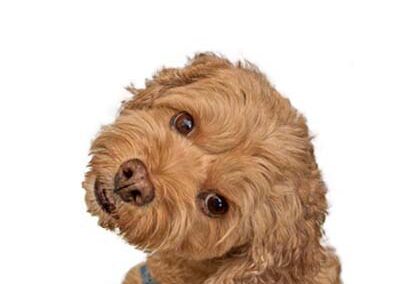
top-left (114, 159), bottom-right (155, 206)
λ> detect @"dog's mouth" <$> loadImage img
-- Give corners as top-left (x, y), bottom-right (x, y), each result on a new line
top-left (94, 179), bottom-right (116, 214)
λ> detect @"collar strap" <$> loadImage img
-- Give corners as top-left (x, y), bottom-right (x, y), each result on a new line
top-left (140, 264), bottom-right (158, 284)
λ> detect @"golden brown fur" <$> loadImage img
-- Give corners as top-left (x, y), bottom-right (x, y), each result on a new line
top-left (83, 53), bottom-right (341, 283)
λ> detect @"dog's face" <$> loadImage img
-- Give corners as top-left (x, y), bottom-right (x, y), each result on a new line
top-left (83, 54), bottom-right (327, 264)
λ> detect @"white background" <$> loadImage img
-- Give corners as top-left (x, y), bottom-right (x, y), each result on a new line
top-left (0, 1), bottom-right (399, 283)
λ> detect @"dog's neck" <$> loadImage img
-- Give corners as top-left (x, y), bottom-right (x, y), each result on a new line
top-left (147, 252), bottom-right (218, 284)
top-left (146, 244), bottom-right (339, 284)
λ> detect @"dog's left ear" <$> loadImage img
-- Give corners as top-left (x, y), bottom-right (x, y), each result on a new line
top-left (247, 118), bottom-right (328, 280)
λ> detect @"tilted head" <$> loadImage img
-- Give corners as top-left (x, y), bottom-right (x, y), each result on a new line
top-left (83, 54), bottom-right (328, 278)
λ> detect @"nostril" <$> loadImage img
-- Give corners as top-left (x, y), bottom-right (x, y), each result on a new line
top-left (129, 189), bottom-right (142, 203)
top-left (123, 168), bottom-right (133, 179)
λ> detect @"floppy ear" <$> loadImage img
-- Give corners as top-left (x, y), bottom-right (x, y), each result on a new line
top-left (151, 52), bottom-right (233, 87)
top-left (250, 178), bottom-right (327, 275)
top-left (247, 121), bottom-right (328, 281)
top-left (124, 53), bottom-right (232, 109)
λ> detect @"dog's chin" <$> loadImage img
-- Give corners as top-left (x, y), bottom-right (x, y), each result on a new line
top-left (94, 179), bottom-right (117, 214)
top-left (84, 180), bottom-right (119, 231)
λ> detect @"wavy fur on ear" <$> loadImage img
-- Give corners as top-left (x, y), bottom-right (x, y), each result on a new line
top-left (84, 53), bottom-right (341, 284)
top-left (124, 53), bottom-right (232, 108)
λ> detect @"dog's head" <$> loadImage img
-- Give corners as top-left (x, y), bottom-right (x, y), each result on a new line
top-left (83, 53), bottom-right (327, 271)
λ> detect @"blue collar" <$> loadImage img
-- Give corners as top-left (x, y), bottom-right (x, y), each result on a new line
top-left (140, 264), bottom-right (158, 284)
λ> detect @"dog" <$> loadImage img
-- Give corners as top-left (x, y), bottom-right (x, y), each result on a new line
top-left (83, 53), bottom-right (341, 283)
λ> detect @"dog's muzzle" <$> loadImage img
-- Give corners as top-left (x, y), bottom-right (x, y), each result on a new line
top-left (113, 158), bottom-right (155, 207)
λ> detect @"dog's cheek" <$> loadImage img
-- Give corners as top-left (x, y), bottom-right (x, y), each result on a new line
top-left (179, 209), bottom-right (244, 260)
top-left (115, 200), bottom-right (181, 251)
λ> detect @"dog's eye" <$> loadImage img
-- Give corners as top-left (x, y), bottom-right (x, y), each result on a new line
top-left (197, 192), bottom-right (229, 217)
top-left (170, 111), bottom-right (195, 135)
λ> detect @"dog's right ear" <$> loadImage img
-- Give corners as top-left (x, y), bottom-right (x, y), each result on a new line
top-left (123, 53), bottom-right (232, 109)
top-left (152, 52), bottom-right (233, 88)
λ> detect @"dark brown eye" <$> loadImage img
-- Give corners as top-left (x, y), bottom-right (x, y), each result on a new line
top-left (197, 192), bottom-right (229, 217)
top-left (170, 111), bottom-right (195, 135)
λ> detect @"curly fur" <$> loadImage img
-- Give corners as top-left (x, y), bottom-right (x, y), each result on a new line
top-left (83, 53), bottom-right (341, 283)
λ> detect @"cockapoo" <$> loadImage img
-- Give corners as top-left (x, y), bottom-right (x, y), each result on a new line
top-left (83, 53), bottom-right (341, 283)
